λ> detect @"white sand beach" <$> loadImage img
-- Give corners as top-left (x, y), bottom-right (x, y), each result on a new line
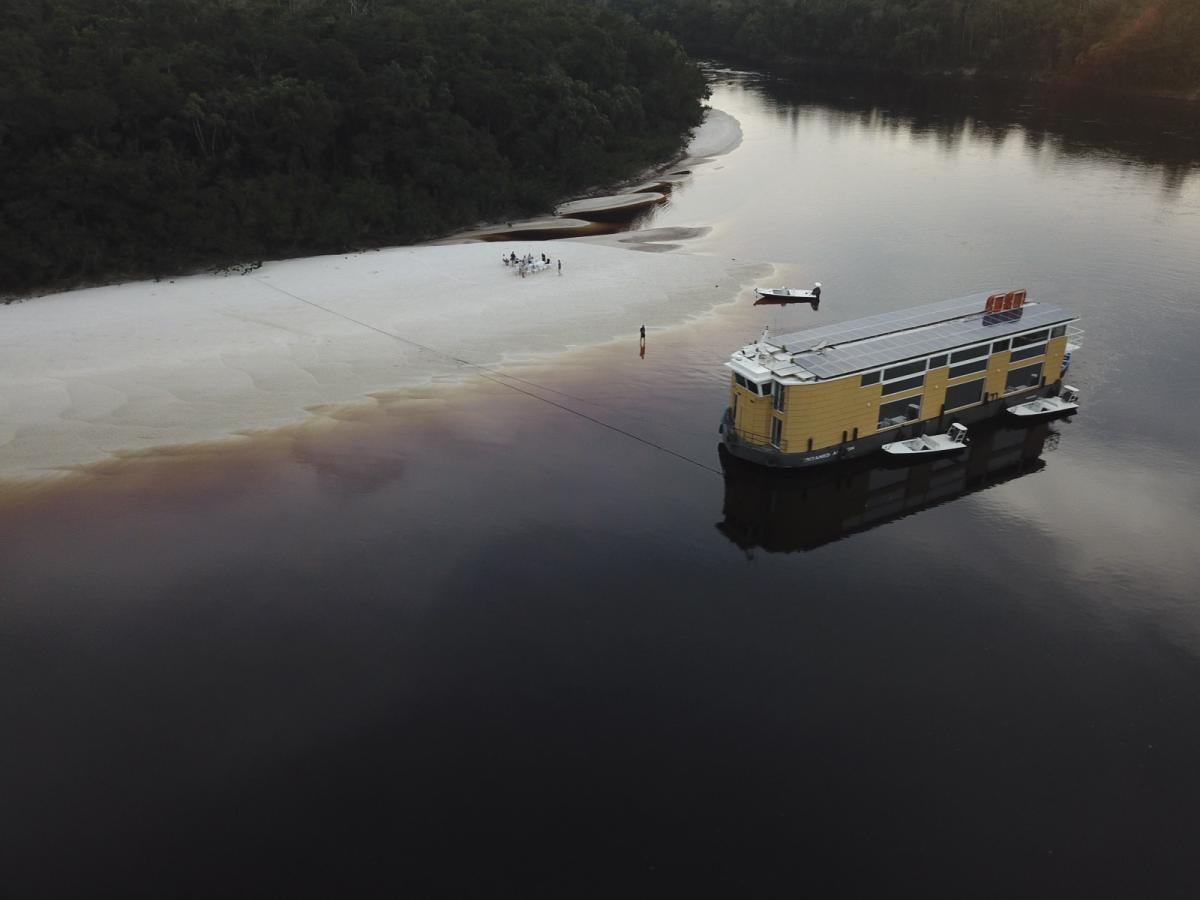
top-left (0, 108), bottom-right (749, 480)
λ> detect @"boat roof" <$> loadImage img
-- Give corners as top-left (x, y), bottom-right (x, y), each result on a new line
top-left (746, 292), bottom-right (1077, 381)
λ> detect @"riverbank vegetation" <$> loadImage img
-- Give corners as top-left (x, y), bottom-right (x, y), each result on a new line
top-left (600, 0), bottom-right (1200, 94)
top-left (0, 0), bottom-right (705, 295)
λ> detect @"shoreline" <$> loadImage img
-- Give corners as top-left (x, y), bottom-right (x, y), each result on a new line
top-left (701, 54), bottom-right (1200, 104)
top-left (0, 109), bottom-right (758, 482)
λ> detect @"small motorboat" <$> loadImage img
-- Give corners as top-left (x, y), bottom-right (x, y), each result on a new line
top-left (755, 281), bottom-right (821, 306)
top-left (882, 423), bottom-right (969, 458)
top-left (1007, 386), bottom-right (1079, 419)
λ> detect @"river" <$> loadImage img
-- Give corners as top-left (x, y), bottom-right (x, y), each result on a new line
top-left (2, 69), bottom-right (1199, 898)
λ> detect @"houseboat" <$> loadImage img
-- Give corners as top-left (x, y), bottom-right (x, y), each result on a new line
top-left (719, 289), bottom-right (1080, 467)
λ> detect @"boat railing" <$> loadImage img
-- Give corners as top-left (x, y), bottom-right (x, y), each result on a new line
top-left (723, 416), bottom-right (789, 453)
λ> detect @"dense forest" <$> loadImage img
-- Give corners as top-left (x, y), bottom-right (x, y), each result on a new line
top-left (0, 0), bottom-right (706, 296)
top-left (598, 0), bottom-right (1200, 92)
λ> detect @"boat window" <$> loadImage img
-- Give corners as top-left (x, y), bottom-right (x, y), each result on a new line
top-left (1051, 325), bottom-right (1067, 338)
top-left (881, 374), bottom-right (925, 396)
top-left (991, 339), bottom-right (1010, 353)
top-left (950, 344), bottom-right (989, 364)
top-left (1010, 343), bottom-right (1046, 362)
top-left (860, 370), bottom-right (880, 386)
top-left (948, 357), bottom-right (988, 379)
top-left (884, 360), bottom-right (925, 381)
top-left (929, 355), bottom-right (948, 369)
top-left (877, 395), bottom-right (922, 429)
top-left (1012, 329), bottom-right (1049, 349)
top-left (770, 417), bottom-right (783, 447)
top-left (772, 382), bottom-right (785, 411)
top-left (1005, 362), bottom-right (1043, 393)
top-left (734, 374), bottom-right (747, 389)
top-left (944, 378), bottom-right (985, 411)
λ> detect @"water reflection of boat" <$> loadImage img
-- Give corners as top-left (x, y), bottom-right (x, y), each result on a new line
top-left (716, 420), bottom-right (1057, 554)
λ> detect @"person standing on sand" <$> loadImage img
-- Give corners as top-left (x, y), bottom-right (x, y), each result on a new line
top-left (557, 259), bottom-right (562, 275)
top-left (639, 325), bottom-right (646, 341)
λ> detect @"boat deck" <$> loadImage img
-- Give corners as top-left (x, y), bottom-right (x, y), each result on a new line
top-left (763, 292), bottom-right (1077, 381)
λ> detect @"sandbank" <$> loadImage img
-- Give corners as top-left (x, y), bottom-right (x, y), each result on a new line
top-left (442, 217), bottom-right (602, 242)
top-left (0, 106), bottom-right (753, 481)
top-left (680, 108), bottom-right (742, 162)
top-left (555, 191), bottom-right (665, 218)
top-left (629, 173), bottom-right (692, 192)
top-left (0, 242), bottom-right (763, 479)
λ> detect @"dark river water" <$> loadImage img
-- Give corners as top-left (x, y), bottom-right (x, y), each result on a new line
top-left (3, 70), bottom-right (1200, 898)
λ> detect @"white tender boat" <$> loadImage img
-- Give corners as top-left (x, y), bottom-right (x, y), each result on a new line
top-left (882, 423), bottom-right (969, 458)
top-left (1007, 386), bottom-right (1079, 418)
top-left (755, 281), bottom-right (821, 304)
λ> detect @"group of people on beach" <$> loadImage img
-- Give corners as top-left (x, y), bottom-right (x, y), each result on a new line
top-left (503, 251), bottom-right (561, 278)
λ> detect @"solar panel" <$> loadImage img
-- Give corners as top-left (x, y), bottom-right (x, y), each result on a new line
top-left (772, 294), bottom-right (989, 351)
top-left (768, 294), bottom-right (1077, 381)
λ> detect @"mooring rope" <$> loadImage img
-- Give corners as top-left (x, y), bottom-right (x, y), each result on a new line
top-left (251, 276), bottom-right (724, 476)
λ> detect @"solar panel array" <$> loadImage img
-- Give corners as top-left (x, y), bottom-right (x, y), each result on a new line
top-left (768, 293), bottom-right (1077, 381)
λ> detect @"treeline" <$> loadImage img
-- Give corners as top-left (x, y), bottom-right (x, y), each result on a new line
top-left (0, 0), bottom-right (706, 295)
top-left (597, 0), bottom-right (1200, 92)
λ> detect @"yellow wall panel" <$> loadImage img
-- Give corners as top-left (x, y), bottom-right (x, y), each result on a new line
top-left (1043, 336), bottom-right (1067, 384)
top-left (730, 380), bottom-right (774, 445)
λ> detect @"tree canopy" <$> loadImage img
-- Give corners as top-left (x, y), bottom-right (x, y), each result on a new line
top-left (598, 0), bottom-right (1200, 92)
top-left (0, 0), bottom-right (706, 295)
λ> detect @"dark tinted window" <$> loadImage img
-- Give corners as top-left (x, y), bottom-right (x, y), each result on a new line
top-left (949, 358), bottom-right (988, 378)
top-left (1013, 329), bottom-right (1049, 348)
top-left (860, 370), bottom-right (880, 386)
top-left (992, 339), bottom-right (1010, 352)
top-left (944, 378), bottom-right (985, 411)
top-left (1010, 343), bottom-right (1046, 362)
top-left (930, 355), bottom-right (948, 368)
top-left (735, 374), bottom-right (746, 388)
top-left (881, 374), bottom-right (925, 396)
top-left (877, 395), bottom-right (922, 429)
top-left (950, 344), bottom-right (989, 363)
top-left (884, 360), bottom-right (925, 381)
top-left (1005, 362), bottom-right (1043, 393)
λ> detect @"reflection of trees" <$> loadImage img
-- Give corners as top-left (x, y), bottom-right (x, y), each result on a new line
top-left (748, 69), bottom-right (1199, 192)
top-left (610, 0), bottom-right (1200, 93)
